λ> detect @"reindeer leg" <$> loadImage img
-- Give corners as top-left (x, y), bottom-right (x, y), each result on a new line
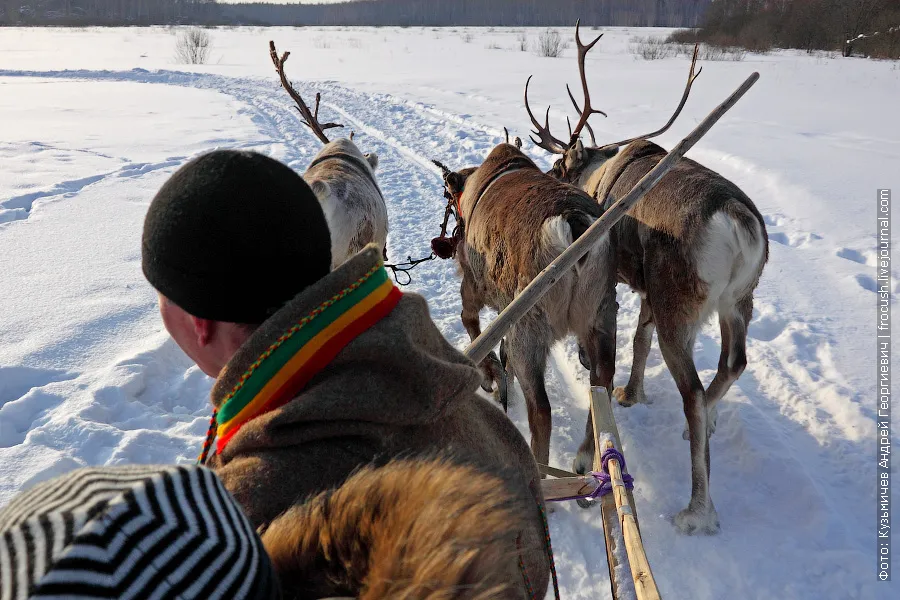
top-left (657, 321), bottom-right (719, 535)
top-left (614, 298), bottom-right (655, 407)
top-left (698, 294), bottom-right (752, 438)
top-left (574, 289), bottom-right (617, 477)
top-left (506, 321), bottom-right (552, 468)
top-left (460, 275), bottom-right (504, 402)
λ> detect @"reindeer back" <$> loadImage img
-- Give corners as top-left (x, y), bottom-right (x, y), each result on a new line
top-left (461, 144), bottom-right (602, 291)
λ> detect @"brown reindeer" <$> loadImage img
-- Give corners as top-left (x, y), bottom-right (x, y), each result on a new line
top-left (271, 41), bottom-right (388, 268)
top-left (526, 23), bottom-right (769, 534)
top-left (434, 143), bottom-right (617, 487)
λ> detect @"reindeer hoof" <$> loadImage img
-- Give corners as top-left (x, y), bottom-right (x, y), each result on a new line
top-left (613, 385), bottom-right (646, 407)
top-left (674, 506), bottom-right (720, 535)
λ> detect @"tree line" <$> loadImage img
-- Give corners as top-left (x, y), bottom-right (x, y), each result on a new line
top-left (2, 0), bottom-right (712, 27)
top-left (672, 0), bottom-right (900, 58)
top-left (1, 0), bottom-right (220, 25)
top-left (219, 0), bottom-right (711, 28)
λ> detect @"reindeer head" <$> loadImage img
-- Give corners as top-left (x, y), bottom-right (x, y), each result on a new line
top-left (430, 161), bottom-right (478, 259)
top-left (526, 21), bottom-right (701, 188)
top-left (550, 140), bottom-right (619, 185)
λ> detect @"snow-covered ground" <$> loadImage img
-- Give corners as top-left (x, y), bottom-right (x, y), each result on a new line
top-left (0, 26), bottom-right (897, 599)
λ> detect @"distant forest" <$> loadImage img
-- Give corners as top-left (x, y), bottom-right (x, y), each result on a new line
top-left (674, 0), bottom-right (900, 58)
top-left (2, 1), bottom-right (220, 24)
top-left (218, 1), bottom-right (712, 27)
top-left (1, 0), bottom-right (712, 27)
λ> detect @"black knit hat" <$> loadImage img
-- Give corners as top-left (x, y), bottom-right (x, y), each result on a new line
top-left (142, 150), bottom-right (331, 324)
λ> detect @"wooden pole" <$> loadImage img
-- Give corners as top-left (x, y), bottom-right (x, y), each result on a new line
top-left (538, 463), bottom-right (579, 478)
top-left (590, 388), bottom-right (660, 599)
top-left (464, 72), bottom-right (760, 364)
top-left (591, 388), bottom-right (624, 600)
top-left (605, 440), bottom-right (661, 600)
top-left (541, 475), bottom-right (599, 501)
top-left (589, 387), bottom-right (639, 525)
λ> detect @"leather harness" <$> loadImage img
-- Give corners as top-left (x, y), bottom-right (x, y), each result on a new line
top-left (462, 155), bottom-right (535, 225)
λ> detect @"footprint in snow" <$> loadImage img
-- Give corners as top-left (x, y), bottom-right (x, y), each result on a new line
top-left (763, 213), bottom-right (784, 227)
top-left (854, 274), bottom-right (897, 298)
top-left (769, 230), bottom-right (822, 248)
top-left (836, 247), bottom-right (876, 266)
top-left (748, 312), bottom-right (788, 342)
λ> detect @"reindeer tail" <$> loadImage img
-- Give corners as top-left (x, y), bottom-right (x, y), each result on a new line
top-left (261, 457), bottom-right (533, 600)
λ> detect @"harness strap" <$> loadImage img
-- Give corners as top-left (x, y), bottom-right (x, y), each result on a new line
top-left (463, 155), bottom-right (535, 224)
top-left (589, 143), bottom-right (662, 205)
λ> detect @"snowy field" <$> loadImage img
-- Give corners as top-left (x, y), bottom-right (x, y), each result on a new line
top-left (0, 25), bottom-right (898, 598)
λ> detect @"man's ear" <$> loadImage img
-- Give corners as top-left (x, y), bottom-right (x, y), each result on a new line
top-left (191, 316), bottom-right (214, 347)
top-left (365, 152), bottom-right (379, 171)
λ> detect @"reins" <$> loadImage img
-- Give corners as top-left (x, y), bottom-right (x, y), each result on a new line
top-left (383, 253), bottom-right (435, 286)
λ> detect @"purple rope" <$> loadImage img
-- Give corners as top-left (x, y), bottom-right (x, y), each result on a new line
top-left (546, 447), bottom-right (634, 503)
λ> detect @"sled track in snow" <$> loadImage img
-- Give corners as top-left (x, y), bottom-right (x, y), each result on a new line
top-left (0, 68), bottom-right (881, 599)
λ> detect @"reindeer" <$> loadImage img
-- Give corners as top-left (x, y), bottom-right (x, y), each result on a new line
top-left (525, 23), bottom-right (769, 534)
top-left (270, 41), bottom-right (388, 269)
top-left (433, 144), bottom-right (617, 491)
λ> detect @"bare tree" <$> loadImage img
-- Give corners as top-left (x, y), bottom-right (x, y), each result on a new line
top-left (175, 27), bottom-right (212, 65)
top-left (517, 31), bottom-right (528, 51)
top-left (535, 28), bottom-right (563, 57)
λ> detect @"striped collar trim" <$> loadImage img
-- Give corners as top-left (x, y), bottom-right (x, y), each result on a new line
top-left (215, 263), bottom-right (402, 454)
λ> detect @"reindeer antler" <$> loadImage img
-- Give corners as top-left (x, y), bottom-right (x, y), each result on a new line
top-left (269, 41), bottom-right (344, 144)
top-left (502, 128), bottom-right (524, 149)
top-left (524, 75), bottom-right (569, 154)
top-left (431, 159), bottom-right (453, 178)
top-left (607, 43), bottom-right (702, 148)
top-left (566, 19), bottom-right (606, 144)
top-left (525, 20), bottom-right (605, 154)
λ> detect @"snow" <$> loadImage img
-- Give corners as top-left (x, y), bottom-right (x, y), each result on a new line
top-left (1, 25), bottom-right (897, 598)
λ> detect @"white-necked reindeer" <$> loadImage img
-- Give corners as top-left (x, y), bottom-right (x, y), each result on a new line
top-left (270, 42), bottom-right (388, 269)
top-left (526, 24), bottom-right (769, 534)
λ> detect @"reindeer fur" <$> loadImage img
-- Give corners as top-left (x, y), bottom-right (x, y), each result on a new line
top-left (304, 138), bottom-right (388, 269)
top-left (261, 457), bottom-right (534, 600)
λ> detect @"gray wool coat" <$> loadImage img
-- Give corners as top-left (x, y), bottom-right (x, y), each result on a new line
top-left (205, 245), bottom-right (549, 598)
